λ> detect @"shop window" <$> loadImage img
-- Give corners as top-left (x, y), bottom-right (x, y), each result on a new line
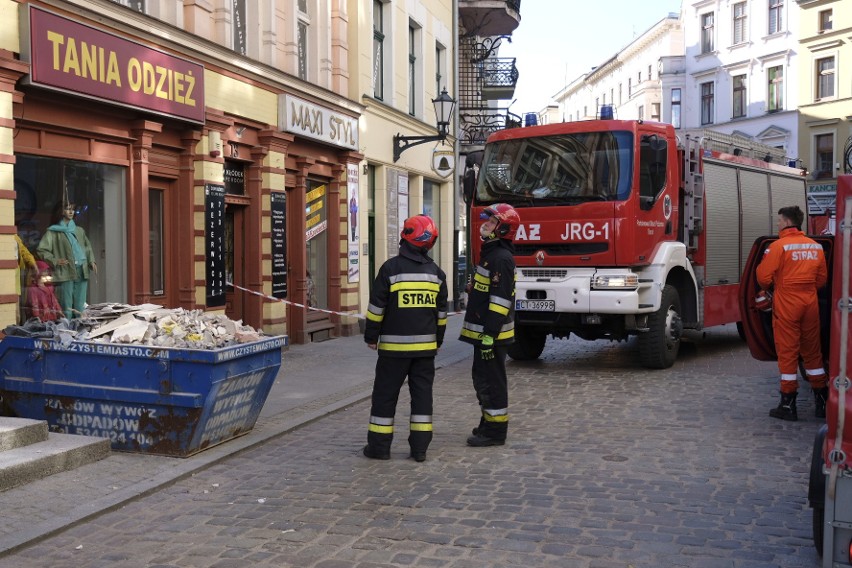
top-left (14, 155), bottom-right (127, 305)
top-left (422, 180), bottom-right (441, 266)
top-left (149, 190), bottom-right (164, 295)
top-left (305, 180), bottom-right (328, 308)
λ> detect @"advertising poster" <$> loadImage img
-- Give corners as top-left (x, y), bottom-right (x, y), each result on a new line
top-left (205, 184), bottom-right (226, 307)
top-left (347, 164), bottom-right (360, 283)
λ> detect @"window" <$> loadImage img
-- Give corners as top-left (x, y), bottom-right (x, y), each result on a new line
top-left (112, 0), bottom-right (145, 10)
top-left (638, 71), bottom-right (642, 83)
top-left (628, 78), bottom-right (632, 97)
top-left (610, 88), bottom-right (614, 105)
top-left (816, 57), bottom-right (835, 100)
top-left (732, 74), bottom-right (747, 118)
top-left (422, 181), bottom-right (441, 265)
top-left (652, 103), bottom-right (660, 121)
top-left (409, 25), bottom-right (416, 115)
top-left (819, 9), bottom-right (833, 33)
top-left (815, 133), bottom-right (834, 179)
top-left (435, 44), bottom-right (445, 95)
top-left (701, 12), bottom-right (715, 53)
top-left (233, 0), bottom-right (247, 55)
top-left (297, 1), bottom-right (309, 81)
top-left (639, 134), bottom-right (668, 202)
top-left (733, 2), bottom-right (747, 44)
top-left (700, 81), bottom-right (714, 125)
top-left (638, 105), bottom-right (644, 120)
top-left (149, 190), bottom-right (164, 295)
top-left (767, 65), bottom-right (783, 112)
top-left (671, 88), bottom-right (681, 128)
top-left (618, 83), bottom-right (622, 105)
top-left (648, 64), bottom-right (652, 81)
top-left (768, 0), bottom-right (783, 35)
top-left (373, 1), bottom-right (385, 100)
top-left (602, 93), bottom-right (606, 105)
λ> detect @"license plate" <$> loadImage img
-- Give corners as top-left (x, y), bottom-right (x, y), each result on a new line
top-left (515, 299), bottom-right (555, 311)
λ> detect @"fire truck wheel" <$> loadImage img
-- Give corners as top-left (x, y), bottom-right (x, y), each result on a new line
top-left (507, 326), bottom-right (547, 361)
top-left (638, 284), bottom-right (682, 369)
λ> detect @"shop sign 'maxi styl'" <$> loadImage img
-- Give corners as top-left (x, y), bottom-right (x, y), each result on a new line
top-left (21, 6), bottom-right (205, 124)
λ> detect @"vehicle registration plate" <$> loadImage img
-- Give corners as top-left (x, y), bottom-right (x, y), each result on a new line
top-left (515, 299), bottom-right (555, 311)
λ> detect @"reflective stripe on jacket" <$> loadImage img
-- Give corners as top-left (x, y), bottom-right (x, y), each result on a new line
top-left (460, 238), bottom-right (516, 347)
top-left (365, 241), bottom-right (448, 358)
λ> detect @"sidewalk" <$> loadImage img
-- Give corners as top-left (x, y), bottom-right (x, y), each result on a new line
top-left (0, 315), bottom-right (469, 557)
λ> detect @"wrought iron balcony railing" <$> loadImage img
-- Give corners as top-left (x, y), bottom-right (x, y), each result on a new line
top-left (459, 107), bottom-right (522, 147)
top-left (480, 57), bottom-right (518, 100)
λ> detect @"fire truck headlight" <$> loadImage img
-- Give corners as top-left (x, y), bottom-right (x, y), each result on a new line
top-left (592, 274), bottom-right (639, 290)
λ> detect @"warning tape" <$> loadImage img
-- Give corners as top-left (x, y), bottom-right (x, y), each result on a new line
top-left (226, 281), bottom-right (465, 320)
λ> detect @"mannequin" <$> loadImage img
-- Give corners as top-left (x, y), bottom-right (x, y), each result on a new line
top-left (36, 203), bottom-right (97, 319)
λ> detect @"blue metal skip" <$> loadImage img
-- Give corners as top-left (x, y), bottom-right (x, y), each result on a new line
top-left (0, 335), bottom-right (287, 457)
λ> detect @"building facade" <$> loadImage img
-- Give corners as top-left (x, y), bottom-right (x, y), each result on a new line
top-left (0, 0), bottom-right (363, 344)
top-left (553, 14), bottom-right (682, 125)
top-left (681, 0), bottom-right (801, 160)
top-left (347, 0), bottom-right (458, 313)
top-left (796, 0), bottom-right (852, 215)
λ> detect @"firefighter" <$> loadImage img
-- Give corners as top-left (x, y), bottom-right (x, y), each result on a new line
top-left (460, 203), bottom-right (519, 446)
top-left (363, 215), bottom-right (448, 462)
top-left (757, 205), bottom-right (828, 421)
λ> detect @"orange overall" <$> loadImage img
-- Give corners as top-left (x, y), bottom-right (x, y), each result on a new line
top-left (756, 227), bottom-right (828, 394)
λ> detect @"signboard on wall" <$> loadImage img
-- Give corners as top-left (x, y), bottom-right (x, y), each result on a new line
top-left (205, 184), bottom-right (226, 307)
top-left (270, 191), bottom-right (287, 298)
top-left (306, 183), bottom-right (327, 241)
top-left (347, 164), bottom-right (360, 283)
top-left (22, 6), bottom-right (205, 123)
top-left (280, 94), bottom-right (358, 150)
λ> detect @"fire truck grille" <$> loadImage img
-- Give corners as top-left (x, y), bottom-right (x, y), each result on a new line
top-left (520, 269), bottom-right (568, 279)
top-left (514, 243), bottom-right (609, 256)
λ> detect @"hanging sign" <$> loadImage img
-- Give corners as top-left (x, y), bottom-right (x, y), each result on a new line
top-left (205, 184), bottom-right (226, 307)
top-left (270, 191), bottom-right (287, 298)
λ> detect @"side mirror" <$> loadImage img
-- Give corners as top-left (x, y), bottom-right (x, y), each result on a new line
top-left (639, 195), bottom-right (656, 211)
top-left (462, 169), bottom-right (476, 205)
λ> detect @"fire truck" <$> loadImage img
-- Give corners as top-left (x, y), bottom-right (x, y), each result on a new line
top-left (464, 116), bottom-right (807, 368)
top-left (740, 175), bottom-right (852, 566)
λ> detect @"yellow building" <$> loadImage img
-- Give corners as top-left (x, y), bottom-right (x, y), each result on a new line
top-left (797, 0), bottom-right (852, 215)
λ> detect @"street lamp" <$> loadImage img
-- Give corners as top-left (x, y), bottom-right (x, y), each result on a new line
top-left (392, 88), bottom-right (456, 162)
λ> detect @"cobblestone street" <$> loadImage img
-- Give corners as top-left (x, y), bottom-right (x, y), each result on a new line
top-left (0, 325), bottom-right (825, 568)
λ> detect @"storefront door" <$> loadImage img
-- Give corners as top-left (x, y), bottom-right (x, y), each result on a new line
top-left (225, 204), bottom-right (246, 321)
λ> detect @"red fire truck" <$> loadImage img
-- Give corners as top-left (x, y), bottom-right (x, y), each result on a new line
top-left (465, 117), bottom-right (807, 368)
top-left (740, 175), bottom-right (852, 566)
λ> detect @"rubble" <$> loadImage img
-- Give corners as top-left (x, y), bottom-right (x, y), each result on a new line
top-left (3, 303), bottom-right (271, 350)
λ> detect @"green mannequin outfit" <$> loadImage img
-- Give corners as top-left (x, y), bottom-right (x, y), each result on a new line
top-left (37, 219), bottom-right (96, 319)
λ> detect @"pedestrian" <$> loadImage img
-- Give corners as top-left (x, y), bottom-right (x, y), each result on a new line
top-left (460, 203), bottom-right (519, 446)
top-left (362, 215), bottom-right (448, 462)
top-left (757, 205), bottom-right (828, 421)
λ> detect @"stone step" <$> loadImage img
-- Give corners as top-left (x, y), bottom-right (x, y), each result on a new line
top-left (0, 418), bottom-right (111, 493)
top-left (0, 417), bottom-right (49, 451)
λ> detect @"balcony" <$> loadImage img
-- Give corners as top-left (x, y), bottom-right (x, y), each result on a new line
top-left (480, 58), bottom-right (518, 100)
top-left (459, 106), bottom-right (522, 150)
top-left (459, 0), bottom-right (521, 37)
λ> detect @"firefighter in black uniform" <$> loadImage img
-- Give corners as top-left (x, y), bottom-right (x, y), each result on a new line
top-left (460, 203), bottom-right (519, 447)
top-left (363, 215), bottom-right (449, 462)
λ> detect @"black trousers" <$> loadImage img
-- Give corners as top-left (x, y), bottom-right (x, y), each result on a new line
top-left (471, 345), bottom-right (508, 440)
top-left (367, 356), bottom-right (435, 454)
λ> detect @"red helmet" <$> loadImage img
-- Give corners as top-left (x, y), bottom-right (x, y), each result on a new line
top-left (401, 215), bottom-right (438, 250)
top-left (481, 203), bottom-right (520, 241)
top-left (754, 289), bottom-right (773, 313)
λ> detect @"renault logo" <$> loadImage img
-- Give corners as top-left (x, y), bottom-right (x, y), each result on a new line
top-left (535, 250), bottom-right (545, 266)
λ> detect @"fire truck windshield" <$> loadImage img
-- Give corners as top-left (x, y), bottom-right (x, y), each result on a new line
top-left (475, 130), bottom-right (633, 207)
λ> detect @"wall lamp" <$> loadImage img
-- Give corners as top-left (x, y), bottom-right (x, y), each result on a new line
top-left (393, 88), bottom-right (456, 162)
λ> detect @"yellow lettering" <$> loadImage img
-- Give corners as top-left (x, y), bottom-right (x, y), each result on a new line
top-left (81, 42), bottom-right (97, 80)
top-left (142, 61), bottom-right (155, 94)
top-left (127, 58), bottom-right (142, 91)
top-left (46, 31), bottom-right (64, 71)
top-left (398, 291), bottom-right (436, 308)
top-left (155, 66), bottom-right (168, 99)
top-left (105, 51), bottom-right (121, 86)
top-left (63, 37), bottom-right (80, 75)
top-left (184, 71), bottom-right (196, 107)
top-left (174, 71), bottom-right (185, 104)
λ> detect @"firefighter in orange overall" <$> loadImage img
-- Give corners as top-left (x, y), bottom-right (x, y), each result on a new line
top-left (757, 205), bottom-right (828, 421)
top-left (362, 215), bottom-right (448, 462)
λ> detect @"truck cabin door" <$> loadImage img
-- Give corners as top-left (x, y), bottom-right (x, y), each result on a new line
top-left (738, 234), bottom-right (833, 364)
top-left (627, 133), bottom-right (677, 264)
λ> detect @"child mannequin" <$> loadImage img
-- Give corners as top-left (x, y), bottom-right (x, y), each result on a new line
top-left (27, 260), bottom-right (64, 322)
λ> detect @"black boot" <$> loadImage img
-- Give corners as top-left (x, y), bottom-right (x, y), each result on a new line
top-left (814, 387), bottom-right (829, 419)
top-left (769, 392), bottom-right (798, 421)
